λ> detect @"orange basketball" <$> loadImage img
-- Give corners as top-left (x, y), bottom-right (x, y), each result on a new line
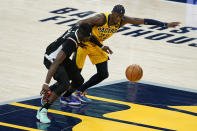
top-left (125, 64), bottom-right (143, 82)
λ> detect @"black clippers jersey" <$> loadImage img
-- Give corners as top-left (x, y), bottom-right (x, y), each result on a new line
top-left (45, 26), bottom-right (80, 62)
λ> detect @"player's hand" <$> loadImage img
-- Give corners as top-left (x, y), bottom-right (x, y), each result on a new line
top-left (40, 84), bottom-right (50, 96)
top-left (102, 46), bottom-right (113, 54)
top-left (167, 22), bottom-right (181, 28)
top-left (81, 91), bottom-right (87, 95)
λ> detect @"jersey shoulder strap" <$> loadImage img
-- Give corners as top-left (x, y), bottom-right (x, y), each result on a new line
top-left (98, 12), bottom-right (110, 26)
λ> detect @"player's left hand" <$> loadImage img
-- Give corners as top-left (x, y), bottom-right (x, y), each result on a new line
top-left (102, 46), bottom-right (113, 54)
top-left (40, 84), bottom-right (50, 96)
top-left (167, 22), bottom-right (181, 28)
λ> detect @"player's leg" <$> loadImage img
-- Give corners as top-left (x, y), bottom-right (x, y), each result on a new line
top-left (78, 61), bottom-right (109, 92)
top-left (37, 59), bottom-right (71, 123)
top-left (60, 59), bottom-right (84, 105)
top-left (61, 47), bottom-right (87, 104)
top-left (74, 45), bottom-right (109, 102)
top-left (41, 48), bottom-right (87, 105)
top-left (75, 61), bottom-right (109, 102)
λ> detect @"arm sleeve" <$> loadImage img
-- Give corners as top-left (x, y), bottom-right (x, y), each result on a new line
top-left (62, 39), bottom-right (76, 57)
top-left (90, 35), bottom-right (103, 48)
top-left (144, 19), bottom-right (168, 27)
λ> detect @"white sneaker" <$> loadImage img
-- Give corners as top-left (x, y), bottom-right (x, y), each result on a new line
top-left (36, 108), bottom-right (41, 120)
top-left (37, 108), bottom-right (51, 123)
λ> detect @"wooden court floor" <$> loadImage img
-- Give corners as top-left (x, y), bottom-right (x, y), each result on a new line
top-left (0, 0), bottom-right (197, 130)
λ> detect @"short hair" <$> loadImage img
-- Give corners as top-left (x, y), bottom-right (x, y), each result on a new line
top-left (78, 23), bottom-right (92, 37)
top-left (112, 4), bottom-right (125, 15)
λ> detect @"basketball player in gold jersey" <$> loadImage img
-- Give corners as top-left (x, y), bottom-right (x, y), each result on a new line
top-left (49, 4), bottom-right (180, 103)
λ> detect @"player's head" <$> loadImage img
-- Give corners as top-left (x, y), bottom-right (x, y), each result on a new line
top-left (111, 4), bottom-right (125, 24)
top-left (78, 23), bottom-right (92, 42)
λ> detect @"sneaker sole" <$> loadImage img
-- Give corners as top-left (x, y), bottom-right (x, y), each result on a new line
top-left (77, 97), bottom-right (92, 103)
top-left (60, 100), bottom-right (68, 105)
top-left (60, 98), bottom-right (81, 105)
top-left (40, 119), bottom-right (51, 124)
top-left (36, 114), bottom-right (40, 120)
top-left (68, 102), bottom-right (81, 105)
top-left (36, 108), bottom-right (41, 120)
top-left (60, 100), bottom-right (81, 105)
top-left (37, 115), bottom-right (51, 124)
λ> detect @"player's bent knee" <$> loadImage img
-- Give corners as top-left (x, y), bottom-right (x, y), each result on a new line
top-left (98, 72), bottom-right (109, 80)
top-left (103, 72), bottom-right (109, 79)
top-left (54, 83), bottom-right (70, 96)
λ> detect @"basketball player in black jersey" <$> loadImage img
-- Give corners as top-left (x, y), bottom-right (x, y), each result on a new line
top-left (36, 23), bottom-right (92, 123)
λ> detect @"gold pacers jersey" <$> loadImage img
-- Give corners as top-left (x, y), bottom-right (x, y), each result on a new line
top-left (92, 12), bottom-right (121, 42)
top-left (76, 12), bottom-right (121, 68)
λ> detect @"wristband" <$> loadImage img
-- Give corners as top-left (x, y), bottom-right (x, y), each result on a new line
top-left (43, 83), bottom-right (49, 86)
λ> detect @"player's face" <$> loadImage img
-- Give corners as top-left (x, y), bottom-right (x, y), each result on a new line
top-left (112, 11), bottom-right (124, 24)
top-left (80, 36), bottom-right (91, 42)
top-left (78, 31), bottom-right (91, 42)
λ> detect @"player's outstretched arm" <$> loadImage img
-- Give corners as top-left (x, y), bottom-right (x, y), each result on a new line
top-left (167, 22), bottom-right (181, 27)
top-left (121, 16), bottom-right (180, 28)
top-left (121, 16), bottom-right (144, 26)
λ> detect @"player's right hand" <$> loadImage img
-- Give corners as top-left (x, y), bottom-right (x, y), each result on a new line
top-left (167, 22), bottom-right (181, 28)
top-left (40, 84), bottom-right (50, 96)
top-left (102, 46), bottom-right (113, 54)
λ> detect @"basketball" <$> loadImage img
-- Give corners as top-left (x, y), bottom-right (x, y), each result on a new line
top-left (125, 64), bottom-right (143, 82)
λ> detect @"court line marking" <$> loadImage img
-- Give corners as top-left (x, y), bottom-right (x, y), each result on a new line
top-left (9, 102), bottom-right (130, 121)
top-left (0, 122), bottom-right (41, 131)
top-left (9, 102), bottom-right (159, 130)
top-left (9, 101), bottom-right (174, 131)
